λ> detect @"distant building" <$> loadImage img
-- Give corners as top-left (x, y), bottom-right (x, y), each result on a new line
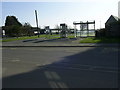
top-left (31, 27), bottom-right (41, 35)
top-left (105, 15), bottom-right (120, 37)
top-left (1, 26), bottom-right (6, 37)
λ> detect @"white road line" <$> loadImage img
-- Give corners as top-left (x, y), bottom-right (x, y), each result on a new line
top-left (57, 82), bottom-right (68, 88)
top-left (44, 71), bottom-right (53, 79)
top-left (49, 81), bottom-right (59, 88)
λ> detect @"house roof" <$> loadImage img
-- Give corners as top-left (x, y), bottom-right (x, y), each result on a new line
top-left (112, 15), bottom-right (120, 21)
top-left (105, 15), bottom-right (120, 25)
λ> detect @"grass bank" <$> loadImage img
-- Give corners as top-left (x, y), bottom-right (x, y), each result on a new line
top-left (80, 37), bottom-right (120, 43)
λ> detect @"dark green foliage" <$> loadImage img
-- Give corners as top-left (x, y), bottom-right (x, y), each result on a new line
top-left (95, 28), bottom-right (106, 37)
top-left (4, 16), bottom-right (34, 37)
top-left (5, 25), bottom-right (21, 37)
top-left (80, 37), bottom-right (120, 43)
top-left (4, 16), bottom-right (22, 37)
top-left (22, 23), bottom-right (34, 36)
top-left (5, 16), bottom-right (22, 26)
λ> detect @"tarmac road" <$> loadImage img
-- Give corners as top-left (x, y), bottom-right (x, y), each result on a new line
top-left (2, 47), bottom-right (119, 88)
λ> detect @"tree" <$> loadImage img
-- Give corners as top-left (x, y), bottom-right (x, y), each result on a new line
top-left (5, 25), bottom-right (21, 37)
top-left (4, 16), bottom-right (22, 37)
top-left (5, 16), bottom-right (22, 26)
top-left (23, 22), bottom-right (33, 36)
top-left (23, 22), bottom-right (31, 27)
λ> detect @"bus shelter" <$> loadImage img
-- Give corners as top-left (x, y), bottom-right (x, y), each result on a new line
top-left (73, 21), bottom-right (95, 37)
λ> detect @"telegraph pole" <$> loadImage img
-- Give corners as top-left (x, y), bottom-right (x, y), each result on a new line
top-left (35, 10), bottom-right (39, 37)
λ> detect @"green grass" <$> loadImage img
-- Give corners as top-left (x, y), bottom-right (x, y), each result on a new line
top-left (2, 36), bottom-right (38, 42)
top-left (67, 34), bottom-right (75, 38)
top-left (3, 34), bottom-right (120, 43)
top-left (45, 34), bottom-right (60, 39)
top-left (2, 34), bottom-right (76, 42)
top-left (2, 34), bottom-right (60, 42)
top-left (80, 37), bottom-right (120, 43)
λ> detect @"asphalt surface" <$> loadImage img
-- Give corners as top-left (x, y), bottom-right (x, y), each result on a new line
top-left (2, 38), bottom-right (119, 47)
top-left (2, 47), bottom-right (119, 88)
top-left (2, 38), bottom-right (79, 46)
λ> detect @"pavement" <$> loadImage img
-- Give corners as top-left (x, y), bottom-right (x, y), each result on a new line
top-left (2, 37), bottom-right (120, 47)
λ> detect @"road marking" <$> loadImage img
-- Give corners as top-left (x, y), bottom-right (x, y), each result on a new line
top-left (44, 71), bottom-right (60, 80)
top-left (49, 81), bottom-right (58, 88)
top-left (44, 71), bottom-right (53, 79)
top-left (51, 72), bottom-right (60, 80)
top-left (49, 81), bottom-right (68, 88)
top-left (57, 82), bottom-right (68, 88)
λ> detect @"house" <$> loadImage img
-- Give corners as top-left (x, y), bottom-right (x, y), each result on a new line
top-left (105, 15), bottom-right (120, 37)
top-left (105, 15), bottom-right (120, 26)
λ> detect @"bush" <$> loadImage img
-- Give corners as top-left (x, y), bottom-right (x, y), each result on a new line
top-left (95, 28), bottom-right (106, 37)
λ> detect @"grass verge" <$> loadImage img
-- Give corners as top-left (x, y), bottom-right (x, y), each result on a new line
top-left (2, 34), bottom-right (60, 42)
top-left (2, 34), bottom-right (75, 42)
top-left (80, 37), bottom-right (120, 43)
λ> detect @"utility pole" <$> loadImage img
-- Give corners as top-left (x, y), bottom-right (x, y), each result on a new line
top-left (35, 10), bottom-right (39, 37)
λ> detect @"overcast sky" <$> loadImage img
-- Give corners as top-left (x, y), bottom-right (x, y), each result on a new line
top-left (1, 0), bottom-right (120, 29)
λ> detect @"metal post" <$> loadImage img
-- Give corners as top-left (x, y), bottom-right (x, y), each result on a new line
top-left (94, 20), bottom-right (95, 31)
top-left (35, 10), bottom-right (39, 37)
top-left (76, 25), bottom-right (77, 37)
top-left (80, 21), bottom-right (83, 37)
top-left (74, 24), bottom-right (77, 37)
top-left (87, 21), bottom-right (89, 37)
top-left (80, 23), bottom-right (81, 37)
